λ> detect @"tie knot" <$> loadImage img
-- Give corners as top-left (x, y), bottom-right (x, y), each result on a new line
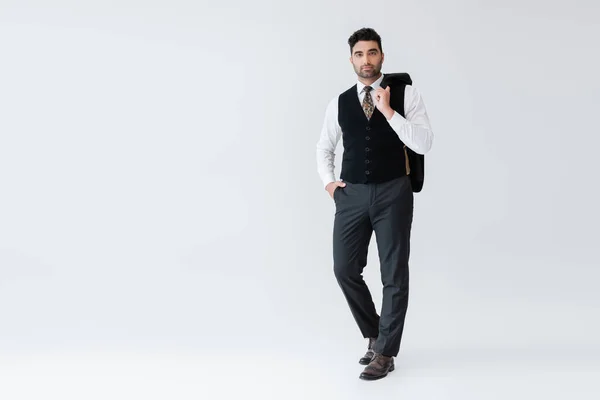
top-left (363, 86), bottom-right (373, 93)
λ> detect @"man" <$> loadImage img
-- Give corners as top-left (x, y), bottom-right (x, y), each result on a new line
top-left (316, 27), bottom-right (433, 381)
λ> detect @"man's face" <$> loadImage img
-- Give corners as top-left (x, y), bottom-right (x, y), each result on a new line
top-left (350, 40), bottom-right (384, 79)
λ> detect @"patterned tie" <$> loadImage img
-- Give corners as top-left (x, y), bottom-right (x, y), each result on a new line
top-left (362, 86), bottom-right (374, 119)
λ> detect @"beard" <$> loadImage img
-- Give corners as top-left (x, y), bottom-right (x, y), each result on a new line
top-left (355, 63), bottom-right (381, 79)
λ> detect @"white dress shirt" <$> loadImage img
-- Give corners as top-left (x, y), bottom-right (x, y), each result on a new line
top-left (316, 73), bottom-right (434, 188)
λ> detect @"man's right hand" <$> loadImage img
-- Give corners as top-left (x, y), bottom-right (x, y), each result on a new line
top-left (326, 181), bottom-right (346, 199)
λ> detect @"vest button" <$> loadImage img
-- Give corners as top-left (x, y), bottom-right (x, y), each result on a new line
top-left (365, 160), bottom-right (370, 164)
top-left (365, 147), bottom-right (370, 151)
top-left (365, 136), bottom-right (370, 140)
top-left (366, 126), bottom-right (371, 130)
top-left (365, 171), bottom-right (371, 175)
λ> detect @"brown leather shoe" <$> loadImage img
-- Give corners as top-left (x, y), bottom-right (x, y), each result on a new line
top-left (358, 337), bottom-right (377, 365)
top-left (359, 353), bottom-right (395, 381)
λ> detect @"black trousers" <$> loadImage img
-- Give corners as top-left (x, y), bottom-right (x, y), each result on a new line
top-left (332, 174), bottom-right (413, 357)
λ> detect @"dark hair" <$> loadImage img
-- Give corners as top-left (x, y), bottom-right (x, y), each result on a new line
top-left (348, 28), bottom-right (382, 54)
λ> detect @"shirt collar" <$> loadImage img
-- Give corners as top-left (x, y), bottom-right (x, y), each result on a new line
top-left (357, 73), bottom-right (385, 94)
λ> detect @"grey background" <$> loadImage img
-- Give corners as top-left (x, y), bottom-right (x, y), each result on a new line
top-left (1, 0), bottom-right (599, 398)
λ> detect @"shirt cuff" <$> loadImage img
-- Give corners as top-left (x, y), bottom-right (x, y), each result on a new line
top-left (388, 110), bottom-right (407, 126)
top-left (323, 174), bottom-right (336, 188)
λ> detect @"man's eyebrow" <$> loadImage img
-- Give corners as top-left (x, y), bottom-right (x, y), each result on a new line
top-left (354, 48), bottom-right (379, 55)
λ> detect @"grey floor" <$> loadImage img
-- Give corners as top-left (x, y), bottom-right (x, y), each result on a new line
top-left (1, 344), bottom-right (598, 399)
top-left (1, 250), bottom-right (599, 399)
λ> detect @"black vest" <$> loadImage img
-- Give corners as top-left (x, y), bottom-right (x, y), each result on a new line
top-left (337, 82), bottom-right (409, 184)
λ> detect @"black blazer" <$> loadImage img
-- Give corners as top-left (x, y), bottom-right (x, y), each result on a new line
top-left (380, 73), bottom-right (425, 193)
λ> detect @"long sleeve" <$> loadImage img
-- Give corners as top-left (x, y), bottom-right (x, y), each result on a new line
top-left (386, 85), bottom-right (434, 154)
top-left (316, 96), bottom-right (342, 188)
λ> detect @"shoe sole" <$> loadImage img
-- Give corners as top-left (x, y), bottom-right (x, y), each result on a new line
top-left (359, 364), bottom-right (395, 381)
